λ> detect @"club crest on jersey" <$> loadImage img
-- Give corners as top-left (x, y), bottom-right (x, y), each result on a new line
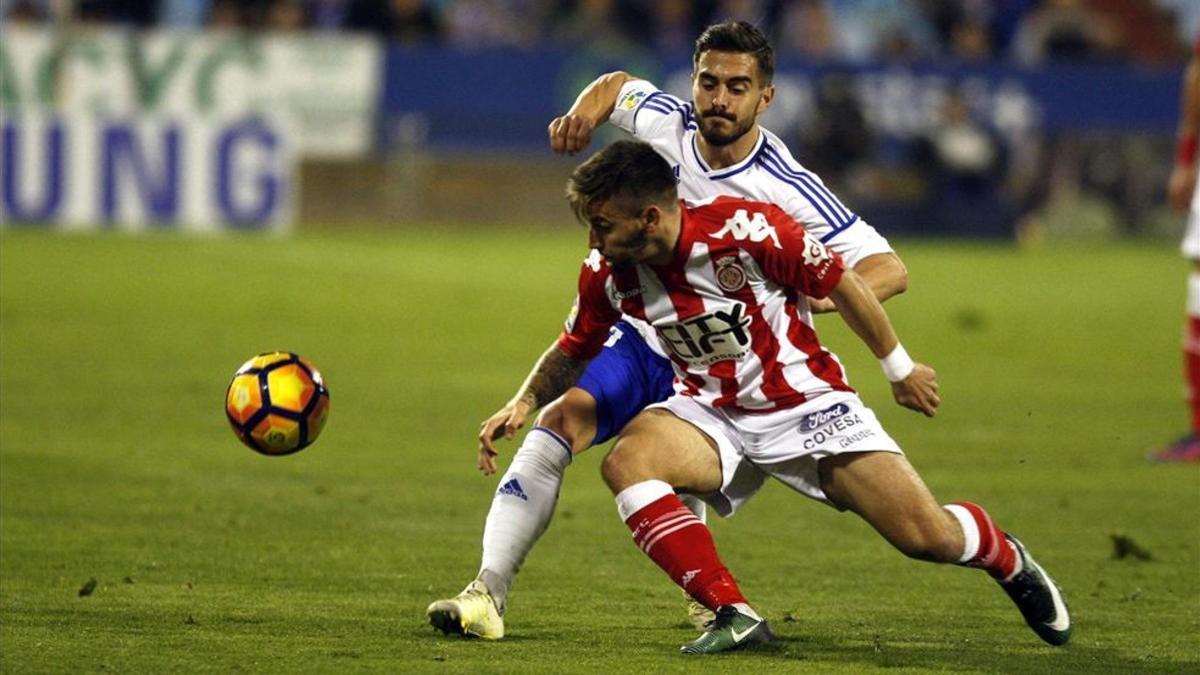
top-left (657, 301), bottom-right (752, 366)
top-left (712, 209), bottom-right (782, 249)
top-left (715, 257), bottom-right (747, 292)
top-left (619, 89), bottom-right (647, 111)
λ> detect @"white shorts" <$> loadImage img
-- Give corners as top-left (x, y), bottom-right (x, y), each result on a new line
top-left (646, 391), bottom-right (903, 517)
top-left (1183, 178), bottom-right (1200, 260)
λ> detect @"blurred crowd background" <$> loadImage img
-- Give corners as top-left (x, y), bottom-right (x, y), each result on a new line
top-left (1, 0), bottom-right (1196, 239)
top-left (5, 0), bottom-right (1196, 65)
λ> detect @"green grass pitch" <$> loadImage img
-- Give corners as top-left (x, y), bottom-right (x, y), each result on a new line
top-left (1, 229), bottom-right (1197, 673)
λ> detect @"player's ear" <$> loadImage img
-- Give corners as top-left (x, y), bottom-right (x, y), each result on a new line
top-left (757, 83), bottom-right (775, 116)
top-left (643, 204), bottom-right (661, 231)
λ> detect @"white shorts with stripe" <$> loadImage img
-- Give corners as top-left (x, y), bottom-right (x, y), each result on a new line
top-left (647, 391), bottom-right (903, 517)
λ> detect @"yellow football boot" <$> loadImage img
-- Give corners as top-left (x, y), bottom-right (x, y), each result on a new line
top-left (426, 580), bottom-right (504, 640)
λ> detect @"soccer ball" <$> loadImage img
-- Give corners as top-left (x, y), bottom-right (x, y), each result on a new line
top-left (225, 352), bottom-right (330, 456)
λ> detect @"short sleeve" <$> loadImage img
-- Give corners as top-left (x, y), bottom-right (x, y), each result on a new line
top-left (609, 79), bottom-right (689, 141)
top-left (756, 204), bottom-right (846, 299)
top-left (556, 252), bottom-right (622, 360)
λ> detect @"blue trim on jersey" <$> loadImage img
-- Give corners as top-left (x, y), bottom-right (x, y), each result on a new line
top-left (758, 142), bottom-right (854, 224)
top-left (817, 214), bottom-right (861, 243)
top-left (681, 102), bottom-right (697, 131)
top-left (761, 143), bottom-right (855, 224)
top-left (696, 132), bottom-right (768, 180)
top-left (635, 91), bottom-right (696, 133)
top-left (642, 99), bottom-right (677, 114)
top-left (530, 426), bottom-right (572, 464)
top-left (690, 136), bottom-right (710, 172)
top-left (643, 92), bottom-right (684, 114)
top-left (757, 151), bottom-right (843, 232)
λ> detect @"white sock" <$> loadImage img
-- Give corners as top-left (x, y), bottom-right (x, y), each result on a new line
top-left (678, 493), bottom-right (708, 524)
top-left (614, 479), bottom-right (674, 521)
top-left (943, 504), bottom-right (980, 564)
top-left (478, 427), bottom-right (572, 612)
top-left (732, 602), bottom-right (762, 621)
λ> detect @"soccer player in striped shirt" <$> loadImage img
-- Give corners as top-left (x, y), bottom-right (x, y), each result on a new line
top-left (1154, 37), bottom-right (1200, 462)
top-left (564, 140), bottom-right (1070, 654)
top-left (428, 21), bottom-right (908, 638)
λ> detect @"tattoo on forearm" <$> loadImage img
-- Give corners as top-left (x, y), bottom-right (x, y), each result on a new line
top-left (519, 346), bottom-right (588, 411)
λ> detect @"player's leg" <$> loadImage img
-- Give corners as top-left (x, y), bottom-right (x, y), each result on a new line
top-left (1153, 183), bottom-right (1200, 461)
top-left (602, 406), bottom-right (772, 654)
top-left (818, 451), bottom-right (1070, 645)
top-left (1152, 254), bottom-right (1200, 462)
top-left (428, 322), bottom-right (679, 637)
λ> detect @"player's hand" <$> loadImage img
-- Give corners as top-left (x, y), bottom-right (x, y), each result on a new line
top-left (890, 363), bottom-right (940, 417)
top-left (477, 399), bottom-right (533, 474)
top-left (548, 114), bottom-right (596, 155)
top-left (807, 296), bottom-right (837, 313)
top-left (1168, 164), bottom-right (1197, 212)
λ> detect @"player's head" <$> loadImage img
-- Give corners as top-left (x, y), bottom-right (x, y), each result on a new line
top-left (566, 140), bottom-right (680, 268)
top-left (691, 20), bottom-right (775, 147)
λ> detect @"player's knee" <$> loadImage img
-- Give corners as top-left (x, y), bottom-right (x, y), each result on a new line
top-left (535, 399), bottom-right (569, 436)
top-left (600, 440), bottom-right (657, 493)
top-left (535, 388), bottom-right (597, 453)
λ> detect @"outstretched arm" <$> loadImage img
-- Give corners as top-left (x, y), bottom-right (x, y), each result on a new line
top-left (477, 341), bottom-right (590, 473)
top-left (827, 268), bottom-right (940, 417)
top-left (548, 71), bottom-right (635, 155)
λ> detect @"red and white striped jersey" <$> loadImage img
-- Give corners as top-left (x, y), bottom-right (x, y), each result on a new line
top-left (558, 196), bottom-right (855, 413)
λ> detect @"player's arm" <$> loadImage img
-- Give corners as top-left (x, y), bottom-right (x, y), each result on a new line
top-left (548, 71), bottom-right (635, 155)
top-left (810, 251), bottom-right (908, 313)
top-left (1169, 48), bottom-right (1200, 212)
top-left (827, 268), bottom-right (940, 417)
top-left (477, 342), bottom-right (590, 473)
top-left (478, 257), bottom-right (619, 473)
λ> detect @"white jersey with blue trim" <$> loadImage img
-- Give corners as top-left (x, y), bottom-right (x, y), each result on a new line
top-left (609, 79), bottom-right (893, 268)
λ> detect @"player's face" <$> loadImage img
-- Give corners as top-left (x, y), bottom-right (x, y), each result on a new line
top-left (585, 200), bottom-right (656, 269)
top-left (692, 51), bottom-right (773, 147)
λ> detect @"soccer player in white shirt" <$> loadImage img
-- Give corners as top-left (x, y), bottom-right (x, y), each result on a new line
top-left (563, 140), bottom-right (1069, 654)
top-left (428, 21), bottom-right (907, 639)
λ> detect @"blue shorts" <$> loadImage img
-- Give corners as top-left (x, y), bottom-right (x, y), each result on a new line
top-left (576, 320), bottom-right (674, 445)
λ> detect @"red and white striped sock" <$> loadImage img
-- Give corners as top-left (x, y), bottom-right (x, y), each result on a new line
top-left (1184, 273), bottom-right (1200, 435)
top-left (616, 480), bottom-right (746, 611)
top-left (943, 501), bottom-right (1020, 581)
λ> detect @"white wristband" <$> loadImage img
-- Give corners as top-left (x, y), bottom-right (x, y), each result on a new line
top-left (879, 344), bottom-right (914, 382)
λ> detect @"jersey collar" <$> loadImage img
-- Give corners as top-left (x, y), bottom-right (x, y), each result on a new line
top-left (690, 129), bottom-right (767, 180)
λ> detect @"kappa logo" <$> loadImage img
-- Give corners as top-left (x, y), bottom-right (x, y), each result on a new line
top-left (680, 569), bottom-right (701, 587)
top-left (498, 478), bottom-right (528, 501)
top-left (712, 209), bottom-right (782, 249)
top-left (584, 249), bottom-right (604, 272)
